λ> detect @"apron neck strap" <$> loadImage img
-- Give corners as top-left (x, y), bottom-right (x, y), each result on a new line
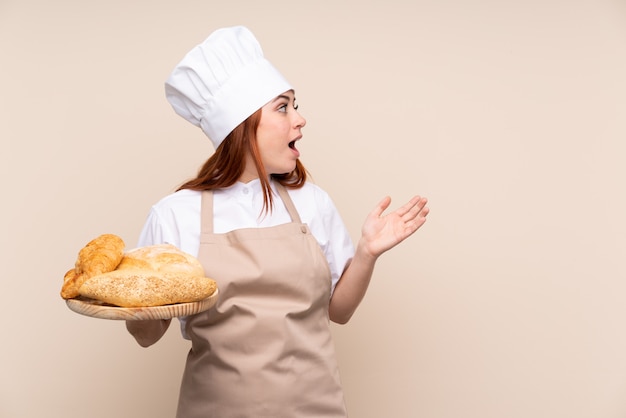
top-left (275, 182), bottom-right (302, 224)
top-left (201, 189), bottom-right (215, 234)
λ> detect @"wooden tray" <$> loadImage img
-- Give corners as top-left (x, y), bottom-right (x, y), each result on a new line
top-left (66, 289), bottom-right (219, 321)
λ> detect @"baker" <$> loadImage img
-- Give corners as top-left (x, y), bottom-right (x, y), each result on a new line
top-left (126, 25), bottom-right (429, 417)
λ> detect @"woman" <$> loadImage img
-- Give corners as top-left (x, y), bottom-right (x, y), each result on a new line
top-left (127, 26), bottom-right (429, 417)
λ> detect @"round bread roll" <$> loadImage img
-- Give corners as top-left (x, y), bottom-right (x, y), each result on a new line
top-left (117, 244), bottom-right (205, 276)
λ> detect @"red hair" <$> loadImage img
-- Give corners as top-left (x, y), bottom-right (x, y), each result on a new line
top-left (177, 109), bottom-right (307, 214)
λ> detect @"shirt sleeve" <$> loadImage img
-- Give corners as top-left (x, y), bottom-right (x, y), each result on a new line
top-left (313, 188), bottom-right (355, 295)
top-left (137, 190), bottom-right (202, 256)
top-left (137, 207), bottom-right (176, 248)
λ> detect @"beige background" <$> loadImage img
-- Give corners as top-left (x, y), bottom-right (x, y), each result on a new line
top-left (1, 1), bottom-right (625, 417)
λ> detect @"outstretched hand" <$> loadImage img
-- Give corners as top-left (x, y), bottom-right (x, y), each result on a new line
top-left (330, 194), bottom-right (429, 323)
top-left (359, 195), bottom-right (429, 259)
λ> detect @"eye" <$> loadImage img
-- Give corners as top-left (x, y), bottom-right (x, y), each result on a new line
top-left (278, 103), bottom-right (288, 113)
top-left (293, 103), bottom-right (299, 111)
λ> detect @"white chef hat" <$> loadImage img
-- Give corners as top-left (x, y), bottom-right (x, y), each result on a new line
top-left (164, 26), bottom-right (292, 149)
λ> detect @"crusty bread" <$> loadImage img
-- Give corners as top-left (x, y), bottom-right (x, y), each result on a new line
top-left (116, 244), bottom-right (205, 277)
top-left (78, 244), bottom-right (217, 307)
top-left (60, 234), bottom-right (125, 299)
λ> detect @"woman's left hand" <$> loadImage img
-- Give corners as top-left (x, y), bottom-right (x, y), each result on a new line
top-left (360, 195), bottom-right (429, 259)
top-left (330, 195), bottom-right (429, 323)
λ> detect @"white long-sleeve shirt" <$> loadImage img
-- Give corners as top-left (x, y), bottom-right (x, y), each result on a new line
top-left (137, 179), bottom-right (355, 295)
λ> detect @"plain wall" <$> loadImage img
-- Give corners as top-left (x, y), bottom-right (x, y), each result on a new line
top-left (1, 1), bottom-right (625, 417)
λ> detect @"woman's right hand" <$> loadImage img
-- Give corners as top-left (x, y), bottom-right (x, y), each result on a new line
top-left (125, 319), bottom-right (172, 347)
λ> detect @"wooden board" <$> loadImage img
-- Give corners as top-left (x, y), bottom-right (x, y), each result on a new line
top-left (66, 289), bottom-right (219, 320)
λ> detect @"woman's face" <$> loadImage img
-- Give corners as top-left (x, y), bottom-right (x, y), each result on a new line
top-left (250, 90), bottom-right (306, 178)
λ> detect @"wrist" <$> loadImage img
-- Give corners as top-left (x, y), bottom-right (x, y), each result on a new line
top-left (355, 238), bottom-right (379, 263)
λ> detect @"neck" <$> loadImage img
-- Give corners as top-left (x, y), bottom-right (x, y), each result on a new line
top-left (239, 153), bottom-right (260, 183)
top-left (239, 168), bottom-right (260, 184)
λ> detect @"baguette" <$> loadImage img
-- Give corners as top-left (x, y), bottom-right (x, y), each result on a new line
top-left (78, 270), bottom-right (217, 307)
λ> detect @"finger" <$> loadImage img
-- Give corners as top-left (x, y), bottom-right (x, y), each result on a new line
top-left (414, 197), bottom-right (428, 216)
top-left (406, 207), bottom-right (429, 229)
top-left (394, 196), bottom-right (418, 217)
top-left (406, 216), bottom-right (428, 235)
top-left (371, 196), bottom-right (392, 218)
top-left (398, 196), bottom-right (426, 217)
top-left (401, 199), bottom-right (429, 224)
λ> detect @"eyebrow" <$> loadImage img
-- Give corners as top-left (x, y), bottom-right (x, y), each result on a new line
top-left (273, 94), bottom-right (295, 102)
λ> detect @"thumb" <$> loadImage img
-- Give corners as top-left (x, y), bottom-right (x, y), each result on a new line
top-left (371, 196), bottom-right (392, 218)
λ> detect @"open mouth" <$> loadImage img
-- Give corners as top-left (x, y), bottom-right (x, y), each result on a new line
top-left (288, 140), bottom-right (296, 149)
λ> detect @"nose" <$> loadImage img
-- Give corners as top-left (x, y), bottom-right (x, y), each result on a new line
top-left (293, 110), bottom-right (306, 129)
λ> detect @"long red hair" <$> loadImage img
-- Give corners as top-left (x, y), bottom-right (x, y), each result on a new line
top-left (177, 108), bottom-right (307, 214)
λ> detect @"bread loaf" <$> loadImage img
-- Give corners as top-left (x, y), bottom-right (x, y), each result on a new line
top-left (116, 244), bottom-right (205, 277)
top-left (78, 270), bottom-right (217, 308)
top-left (78, 244), bottom-right (217, 307)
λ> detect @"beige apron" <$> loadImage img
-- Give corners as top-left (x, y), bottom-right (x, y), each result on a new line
top-left (176, 184), bottom-right (347, 418)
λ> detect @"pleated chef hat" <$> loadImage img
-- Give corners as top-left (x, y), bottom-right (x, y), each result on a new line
top-left (165, 26), bottom-right (292, 149)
